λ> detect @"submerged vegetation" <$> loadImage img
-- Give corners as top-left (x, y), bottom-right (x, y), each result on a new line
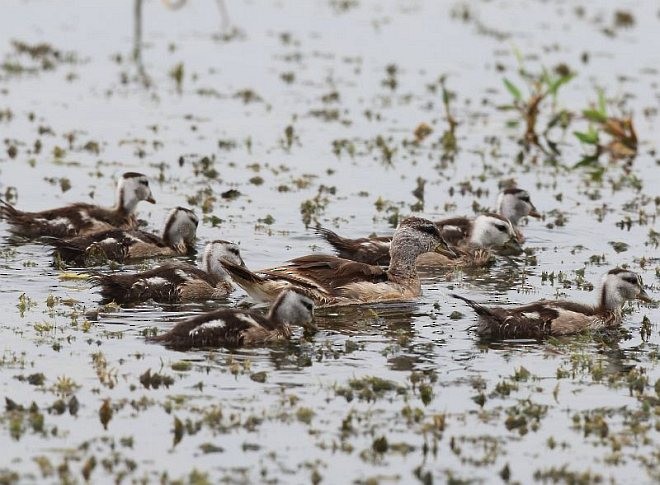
top-left (0, 0), bottom-right (657, 483)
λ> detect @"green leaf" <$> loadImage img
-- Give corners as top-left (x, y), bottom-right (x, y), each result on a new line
top-left (573, 130), bottom-right (599, 145)
top-left (503, 78), bottom-right (522, 101)
top-left (582, 109), bottom-right (607, 123)
top-left (548, 74), bottom-right (574, 96)
top-left (573, 155), bottom-right (600, 169)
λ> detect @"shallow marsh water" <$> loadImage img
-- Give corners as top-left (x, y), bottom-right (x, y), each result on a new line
top-left (0, 0), bottom-right (658, 483)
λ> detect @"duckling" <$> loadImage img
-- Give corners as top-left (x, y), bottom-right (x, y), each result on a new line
top-left (51, 207), bottom-right (198, 266)
top-left (149, 289), bottom-right (316, 349)
top-left (0, 172), bottom-right (155, 238)
top-left (92, 240), bottom-right (245, 304)
top-left (318, 213), bottom-right (520, 268)
top-left (220, 216), bottom-right (453, 307)
top-left (317, 188), bottom-right (539, 265)
top-left (452, 268), bottom-right (653, 340)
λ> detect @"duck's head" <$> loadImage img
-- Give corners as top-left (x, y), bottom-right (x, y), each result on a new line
top-left (390, 217), bottom-right (455, 260)
top-left (601, 268), bottom-right (653, 311)
top-left (496, 188), bottom-right (540, 226)
top-left (162, 207), bottom-right (198, 252)
top-left (117, 172), bottom-right (156, 213)
top-left (470, 213), bottom-right (522, 253)
top-left (203, 240), bottom-right (245, 278)
top-left (270, 289), bottom-right (317, 332)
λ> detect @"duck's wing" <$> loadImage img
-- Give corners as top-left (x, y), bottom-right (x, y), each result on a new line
top-left (219, 259), bottom-right (326, 303)
top-left (50, 229), bottom-right (164, 265)
top-left (150, 310), bottom-right (270, 349)
top-left (268, 254), bottom-right (389, 290)
top-left (435, 217), bottom-right (472, 246)
top-left (0, 200), bottom-right (114, 238)
top-left (316, 227), bottom-right (392, 265)
top-left (452, 295), bottom-right (598, 339)
top-left (92, 262), bottom-right (208, 303)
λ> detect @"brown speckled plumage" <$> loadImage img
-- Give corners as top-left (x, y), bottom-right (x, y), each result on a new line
top-left (0, 172), bottom-right (155, 238)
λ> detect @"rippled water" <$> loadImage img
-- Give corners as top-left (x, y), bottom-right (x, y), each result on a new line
top-left (0, 0), bottom-right (658, 483)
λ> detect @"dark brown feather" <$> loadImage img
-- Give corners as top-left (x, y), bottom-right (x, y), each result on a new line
top-left (0, 200), bottom-right (135, 238)
top-left (266, 254), bottom-right (389, 289)
top-left (149, 310), bottom-right (276, 349)
top-left (93, 262), bottom-right (221, 303)
top-left (49, 228), bottom-right (178, 266)
top-left (452, 294), bottom-right (600, 340)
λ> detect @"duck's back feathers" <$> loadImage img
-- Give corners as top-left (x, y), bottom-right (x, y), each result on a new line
top-left (316, 227), bottom-right (392, 265)
top-left (149, 309), bottom-right (283, 349)
top-left (50, 228), bottom-right (173, 266)
top-left (221, 255), bottom-right (390, 306)
top-left (0, 200), bottom-right (133, 238)
top-left (451, 294), bottom-right (607, 339)
top-left (93, 262), bottom-right (226, 304)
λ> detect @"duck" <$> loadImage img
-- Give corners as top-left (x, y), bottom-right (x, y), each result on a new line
top-left (316, 187), bottom-right (539, 266)
top-left (318, 213), bottom-right (521, 268)
top-left (149, 289), bottom-right (317, 349)
top-left (220, 216), bottom-right (454, 307)
top-left (50, 207), bottom-right (198, 266)
top-left (92, 240), bottom-right (245, 304)
top-left (0, 172), bottom-right (156, 238)
top-left (451, 268), bottom-right (653, 340)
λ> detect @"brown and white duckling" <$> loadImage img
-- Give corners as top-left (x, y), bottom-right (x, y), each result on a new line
top-left (318, 213), bottom-right (520, 268)
top-left (149, 289), bottom-right (316, 349)
top-left (317, 188), bottom-right (539, 265)
top-left (0, 172), bottom-right (155, 238)
top-left (93, 240), bottom-right (245, 304)
top-left (220, 216), bottom-right (453, 307)
top-left (452, 268), bottom-right (653, 340)
top-left (51, 207), bottom-right (198, 266)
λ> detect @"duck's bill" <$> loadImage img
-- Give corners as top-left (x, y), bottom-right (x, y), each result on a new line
top-left (434, 242), bottom-right (459, 259)
top-left (637, 289), bottom-right (653, 303)
top-left (528, 207), bottom-right (541, 218)
top-left (146, 196), bottom-right (156, 204)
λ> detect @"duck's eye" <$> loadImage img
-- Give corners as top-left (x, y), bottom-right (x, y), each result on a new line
top-left (140, 180), bottom-right (149, 186)
top-left (495, 224), bottom-right (507, 232)
top-left (518, 195), bottom-right (530, 203)
top-left (301, 301), bottom-right (314, 312)
top-left (622, 276), bottom-right (638, 285)
top-left (229, 248), bottom-right (239, 255)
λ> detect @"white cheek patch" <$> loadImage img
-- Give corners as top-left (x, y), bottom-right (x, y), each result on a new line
top-left (521, 311), bottom-right (540, 320)
top-left (190, 319), bottom-right (227, 336)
